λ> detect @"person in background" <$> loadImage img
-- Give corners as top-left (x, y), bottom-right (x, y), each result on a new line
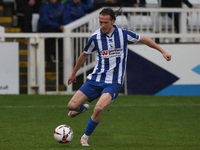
top-left (16, 0), bottom-right (41, 32)
top-left (80, 0), bottom-right (93, 13)
top-left (93, 0), bottom-right (118, 11)
top-left (37, 0), bottom-right (65, 32)
top-left (118, 0), bottom-right (146, 8)
top-left (63, 0), bottom-right (93, 25)
top-left (160, 0), bottom-right (199, 42)
top-left (37, 0), bottom-right (65, 61)
top-left (118, 0), bottom-right (146, 15)
top-left (42, 0), bottom-right (67, 4)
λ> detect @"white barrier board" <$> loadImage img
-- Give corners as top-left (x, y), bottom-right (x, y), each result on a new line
top-left (0, 42), bottom-right (19, 94)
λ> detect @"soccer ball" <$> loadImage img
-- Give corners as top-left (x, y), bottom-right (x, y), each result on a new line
top-left (54, 124), bottom-right (73, 143)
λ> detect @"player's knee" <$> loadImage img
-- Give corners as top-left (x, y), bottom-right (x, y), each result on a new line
top-left (67, 103), bottom-right (73, 110)
top-left (67, 101), bottom-right (78, 110)
top-left (94, 104), bottom-right (104, 114)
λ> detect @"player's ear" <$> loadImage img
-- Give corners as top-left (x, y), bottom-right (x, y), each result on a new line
top-left (112, 19), bottom-right (115, 25)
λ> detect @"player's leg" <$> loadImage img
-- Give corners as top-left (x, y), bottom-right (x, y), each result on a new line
top-left (68, 90), bottom-right (89, 111)
top-left (80, 92), bottom-right (112, 146)
top-left (68, 80), bottom-right (102, 117)
top-left (80, 83), bottom-right (122, 146)
top-left (91, 92), bottom-right (112, 122)
top-left (67, 90), bottom-right (89, 117)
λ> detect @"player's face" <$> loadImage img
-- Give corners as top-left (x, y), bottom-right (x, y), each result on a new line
top-left (99, 15), bottom-right (115, 34)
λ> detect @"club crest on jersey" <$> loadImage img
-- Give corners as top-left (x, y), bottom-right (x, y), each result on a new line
top-left (100, 48), bottom-right (122, 57)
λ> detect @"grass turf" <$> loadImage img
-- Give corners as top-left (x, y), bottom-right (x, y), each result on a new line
top-left (0, 95), bottom-right (200, 150)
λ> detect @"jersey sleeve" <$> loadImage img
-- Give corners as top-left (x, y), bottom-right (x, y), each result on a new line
top-left (84, 34), bottom-right (96, 54)
top-left (125, 30), bottom-right (140, 44)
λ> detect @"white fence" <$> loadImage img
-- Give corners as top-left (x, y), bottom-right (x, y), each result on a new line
top-left (0, 7), bottom-right (200, 94)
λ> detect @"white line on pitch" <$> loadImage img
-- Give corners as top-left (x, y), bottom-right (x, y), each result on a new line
top-left (1, 103), bottom-right (200, 108)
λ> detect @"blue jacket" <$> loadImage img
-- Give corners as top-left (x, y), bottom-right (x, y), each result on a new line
top-left (63, 0), bottom-right (87, 25)
top-left (37, 1), bottom-right (65, 32)
top-left (80, 0), bottom-right (93, 11)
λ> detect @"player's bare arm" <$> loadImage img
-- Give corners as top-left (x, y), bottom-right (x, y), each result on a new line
top-left (139, 36), bottom-right (171, 61)
top-left (68, 52), bottom-right (89, 85)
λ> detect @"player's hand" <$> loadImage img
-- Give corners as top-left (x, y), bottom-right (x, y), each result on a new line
top-left (68, 74), bottom-right (76, 85)
top-left (163, 52), bottom-right (171, 61)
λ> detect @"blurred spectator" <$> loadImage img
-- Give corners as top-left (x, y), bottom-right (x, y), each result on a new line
top-left (37, 0), bottom-right (65, 61)
top-left (42, 0), bottom-right (67, 4)
top-left (160, 0), bottom-right (199, 42)
top-left (118, 0), bottom-right (146, 8)
top-left (16, 0), bottom-right (41, 32)
top-left (63, 0), bottom-right (93, 25)
top-left (80, 0), bottom-right (93, 13)
top-left (93, 0), bottom-right (118, 11)
top-left (37, 0), bottom-right (92, 61)
top-left (60, 0), bottom-right (67, 3)
top-left (118, 0), bottom-right (146, 15)
top-left (37, 0), bottom-right (65, 32)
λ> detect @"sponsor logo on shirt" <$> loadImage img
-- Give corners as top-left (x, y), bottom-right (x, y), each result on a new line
top-left (100, 48), bottom-right (122, 57)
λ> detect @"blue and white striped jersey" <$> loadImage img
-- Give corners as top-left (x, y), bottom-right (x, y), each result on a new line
top-left (84, 25), bottom-right (140, 84)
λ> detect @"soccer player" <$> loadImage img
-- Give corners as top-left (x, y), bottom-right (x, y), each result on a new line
top-left (67, 7), bottom-right (171, 146)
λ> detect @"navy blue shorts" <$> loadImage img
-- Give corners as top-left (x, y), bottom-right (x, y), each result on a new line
top-left (79, 80), bottom-right (122, 102)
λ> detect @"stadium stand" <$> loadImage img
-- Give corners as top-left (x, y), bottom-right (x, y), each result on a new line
top-left (0, 0), bottom-right (200, 94)
top-left (0, 1), bottom-right (67, 93)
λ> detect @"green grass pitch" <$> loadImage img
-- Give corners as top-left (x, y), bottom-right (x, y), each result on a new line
top-left (0, 95), bottom-right (200, 150)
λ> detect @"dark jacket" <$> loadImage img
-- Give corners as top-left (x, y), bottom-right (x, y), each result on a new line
top-left (118, 0), bottom-right (146, 7)
top-left (37, 1), bottom-right (65, 32)
top-left (161, 0), bottom-right (193, 8)
top-left (16, 0), bottom-right (41, 13)
top-left (63, 0), bottom-right (86, 25)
